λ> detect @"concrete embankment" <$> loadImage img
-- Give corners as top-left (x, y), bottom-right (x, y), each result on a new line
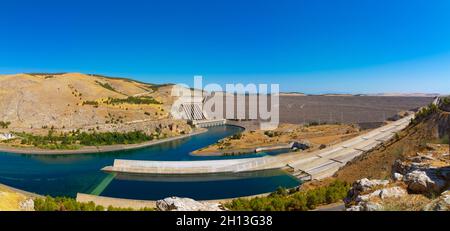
top-left (0, 129), bottom-right (207, 155)
top-left (102, 157), bottom-right (282, 174)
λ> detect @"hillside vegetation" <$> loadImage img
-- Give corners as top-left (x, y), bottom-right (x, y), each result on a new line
top-left (334, 102), bottom-right (450, 183)
top-left (0, 73), bottom-right (193, 149)
top-left (225, 180), bottom-right (350, 211)
top-left (226, 102), bottom-right (449, 211)
top-left (0, 73), bottom-right (183, 133)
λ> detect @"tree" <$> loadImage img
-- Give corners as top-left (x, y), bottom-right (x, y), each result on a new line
top-left (0, 121), bottom-right (11, 128)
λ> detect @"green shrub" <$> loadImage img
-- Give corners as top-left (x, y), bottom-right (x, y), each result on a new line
top-left (82, 101), bottom-right (99, 106)
top-left (105, 96), bottom-right (161, 105)
top-left (95, 81), bottom-right (117, 92)
top-left (411, 103), bottom-right (439, 125)
top-left (34, 196), bottom-right (104, 211)
top-left (225, 180), bottom-right (350, 211)
top-left (437, 134), bottom-right (449, 144)
top-left (0, 121), bottom-right (11, 128)
top-left (16, 130), bottom-right (152, 149)
top-left (391, 147), bottom-right (404, 158)
top-left (230, 132), bottom-right (243, 140)
top-left (34, 196), bottom-right (154, 211)
top-left (442, 97), bottom-right (450, 105)
top-left (264, 131), bottom-right (281, 138)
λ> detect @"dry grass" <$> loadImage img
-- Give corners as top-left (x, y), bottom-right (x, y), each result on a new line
top-left (333, 118), bottom-right (438, 183)
top-left (382, 194), bottom-right (431, 211)
top-left (0, 185), bottom-right (28, 211)
top-left (193, 123), bottom-right (360, 155)
top-left (333, 109), bottom-right (450, 184)
top-left (0, 73), bottom-right (177, 134)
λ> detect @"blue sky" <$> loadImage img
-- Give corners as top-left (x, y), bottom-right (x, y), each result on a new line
top-left (1, 0), bottom-right (449, 94)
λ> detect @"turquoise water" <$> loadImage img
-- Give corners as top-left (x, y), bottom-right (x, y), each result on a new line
top-left (0, 126), bottom-right (300, 200)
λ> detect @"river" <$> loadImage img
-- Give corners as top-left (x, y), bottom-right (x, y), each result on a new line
top-left (0, 125), bottom-right (299, 200)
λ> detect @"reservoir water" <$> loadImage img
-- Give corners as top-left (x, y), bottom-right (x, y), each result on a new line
top-left (0, 125), bottom-right (300, 200)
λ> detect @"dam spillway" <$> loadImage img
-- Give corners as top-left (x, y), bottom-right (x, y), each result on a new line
top-left (102, 157), bottom-right (283, 175)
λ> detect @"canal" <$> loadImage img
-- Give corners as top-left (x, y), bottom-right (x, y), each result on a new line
top-left (0, 126), bottom-right (300, 200)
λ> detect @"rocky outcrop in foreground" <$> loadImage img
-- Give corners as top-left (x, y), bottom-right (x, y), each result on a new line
top-left (19, 198), bottom-right (35, 211)
top-left (344, 178), bottom-right (407, 211)
top-left (156, 197), bottom-right (225, 211)
top-left (393, 156), bottom-right (449, 195)
top-left (345, 144), bottom-right (449, 211)
top-left (423, 190), bottom-right (450, 211)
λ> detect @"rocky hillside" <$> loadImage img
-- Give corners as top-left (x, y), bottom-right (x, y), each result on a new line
top-left (333, 103), bottom-right (449, 183)
top-left (0, 73), bottom-right (191, 136)
top-left (333, 103), bottom-right (449, 211)
top-left (344, 145), bottom-right (449, 211)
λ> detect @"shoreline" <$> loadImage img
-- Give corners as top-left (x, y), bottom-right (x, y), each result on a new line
top-left (0, 129), bottom-right (207, 155)
top-left (0, 183), bottom-right (43, 199)
top-left (190, 147), bottom-right (256, 156)
top-left (75, 191), bottom-right (275, 210)
top-left (1, 180), bottom-right (278, 210)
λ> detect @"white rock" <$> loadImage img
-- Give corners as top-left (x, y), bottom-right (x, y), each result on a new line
top-left (404, 170), bottom-right (446, 194)
top-left (378, 187), bottom-right (407, 199)
top-left (355, 193), bottom-right (374, 202)
top-left (356, 186), bottom-right (407, 202)
top-left (345, 178), bottom-right (390, 206)
top-left (19, 199), bottom-right (35, 211)
top-left (346, 205), bottom-right (363, 211)
top-left (353, 178), bottom-right (389, 192)
top-left (363, 202), bottom-right (384, 211)
top-left (156, 197), bottom-right (224, 211)
top-left (404, 170), bottom-right (430, 193)
top-left (393, 173), bottom-right (404, 181)
top-left (348, 201), bottom-right (383, 211)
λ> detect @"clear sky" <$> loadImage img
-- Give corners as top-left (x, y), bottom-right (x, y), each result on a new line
top-left (1, 0), bottom-right (449, 94)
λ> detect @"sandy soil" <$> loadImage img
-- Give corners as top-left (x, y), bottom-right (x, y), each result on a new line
top-left (0, 184), bottom-right (31, 211)
top-left (192, 123), bottom-right (361, 155)
top-left (0, 73), bottom-right (185, 135)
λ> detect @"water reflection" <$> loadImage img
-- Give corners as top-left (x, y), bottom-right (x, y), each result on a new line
top-left (113, 169), bottom-right (291, 183)
top-left (0, 126), bottom-right (300, 200)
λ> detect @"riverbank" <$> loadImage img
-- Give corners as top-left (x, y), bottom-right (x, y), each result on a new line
top-left (2, 181), bottom-right (272, 211)
top-left (76, 192), bottom-right (272, 210)
top-left (0, 128), bottom-right (207, 155)
top-left (191, 123), bottom-right (361, 156)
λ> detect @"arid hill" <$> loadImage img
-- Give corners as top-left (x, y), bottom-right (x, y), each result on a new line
top-left (193, 123), bottom-right (361, 155)
top-left (333, 101), bottom-right (450, 183)
top-left (0, 73), bottom-right (191, 136)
